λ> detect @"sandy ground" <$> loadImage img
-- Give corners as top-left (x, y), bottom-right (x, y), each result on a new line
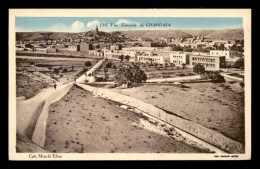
top-left (111, 82), bottom-right (244, 144)
top-left (16, 74), bottom-right (51, 99)
top-left (44, 85), bottom-right (208, 153)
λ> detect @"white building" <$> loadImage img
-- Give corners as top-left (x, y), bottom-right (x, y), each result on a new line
top-left (210, 50), bottom-right (241, 61)
top-left (170, 52), bottom-right (190, 65)
top-left (190, 54), bottom-right (226, 71)
top-left (137, 55), bottom-right (170, 65)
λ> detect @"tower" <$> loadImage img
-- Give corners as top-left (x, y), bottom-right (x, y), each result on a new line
top-left (96, 25), bottom-right (99, 32)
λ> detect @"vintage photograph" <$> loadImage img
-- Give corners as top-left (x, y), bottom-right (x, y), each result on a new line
top-left (9, 9), bottom-right (251, 160)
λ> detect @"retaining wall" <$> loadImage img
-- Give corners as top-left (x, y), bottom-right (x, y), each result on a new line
top-left (31, 83), bottom-right (74, 148)
top-left (76, 59), bottom-right (105, 83)
top-left (76, 83), bottom-right (244, 153)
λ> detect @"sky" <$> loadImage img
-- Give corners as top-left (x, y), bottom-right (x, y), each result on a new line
top-left (15, 17), bottom-right (243, 32)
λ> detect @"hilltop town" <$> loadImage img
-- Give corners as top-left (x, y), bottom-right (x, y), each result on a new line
top-left (16, 26), bottom-right (244, 70)
top-left (15, 26), bottom-right (245, 154)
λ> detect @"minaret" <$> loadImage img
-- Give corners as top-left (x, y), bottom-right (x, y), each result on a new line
top-left (96, 25), bottom-right (99, 32)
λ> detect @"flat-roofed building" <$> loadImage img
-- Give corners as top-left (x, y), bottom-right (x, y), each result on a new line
top-left (89, 50), bottom-right (103, 57)
top-left (210, 50), bottom-right (241, 60)
top-left (137, 55), bottom-right (170, 65)
top-left (110, 44), bottom-right (122, 50)
top-left (170, 52), bottom-right (190, 65)
top-left (190, 54), bottom-right (225, 70)
top-left (79, 43), bottom-right (90, 52)
top-left (103, 50), bottom-right (122, 60)
top-left (46, 48), bottom-right (57, 53)
top-left (35, 48), bottom-right (47, 53)
top-left (122, 47), bottom-right (157, 52)
top-left (68, 45), bottom-right (80, 51)
top-left (16, 47), bottom-right (24, 51)
top-left (142, 42), bottom-right (157, 47)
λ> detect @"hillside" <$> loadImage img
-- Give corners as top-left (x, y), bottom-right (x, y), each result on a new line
top-left (204, 29), bottom-right (244, 40)
top-left (118, 30), bottom-right (193, 39)
top-left (16, 32), bottom-right (75, 41)
top-left (119, 29), bottom-right (244, 40)
top-left (16, 29), bottom-right (244, 41)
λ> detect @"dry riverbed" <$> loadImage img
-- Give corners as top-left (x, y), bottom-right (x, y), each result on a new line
top-left (44, 85), bottom-right (209, 153)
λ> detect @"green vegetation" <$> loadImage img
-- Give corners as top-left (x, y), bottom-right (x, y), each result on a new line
top-left (124, 55), bottom-right (130, 61)
top-left (201, 71), bottom-right (225, 82)
top-left (85, 61), bottom-right (92, 67)
top-left (106, 62), bottom-right (112, 68)
top-left (53, 68), bottom-right (59, 75)
top-left (114, 64), bottom-right (147, 87)
top-left (119, 55), bottom-right (124, 62)
top-left (193, 64), bottom-right (205, 74)
top-left (234, 58), bottom-right (244, 68)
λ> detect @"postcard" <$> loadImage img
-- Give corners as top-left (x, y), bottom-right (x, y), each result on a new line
top-left (9, 9), bottom-right (251, 160)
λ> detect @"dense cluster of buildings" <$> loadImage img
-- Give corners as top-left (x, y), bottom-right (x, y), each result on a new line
top-left (15, 26), bottom-right (244, 71)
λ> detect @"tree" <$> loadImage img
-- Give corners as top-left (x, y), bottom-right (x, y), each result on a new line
top-left (171, 63), bottom-right (175, 69)
top-left (182, 63), bottom-right (186, 69)
top-left (114, 64), bottom-right (147, 87)
top-left (234, 58), bottom-right (244, 68)
top-left (106, 62), bottom-right (112, 68)
top-left (165, 63), bottom-right (168, 70)
top-left (85, 61), bottom-right (92, 67)
top-left (62, 68), bottom-right (68, 73)
top-left (119, 55), bottom-right (124, 62)
top-left (103, 68), bottom-right (108, 81)
top-left (124, 55), bottom-right (130, 61)
top-left (53, 68), bottom-right (59, 75)
top-left (193, 63), bottom-right (205, 74)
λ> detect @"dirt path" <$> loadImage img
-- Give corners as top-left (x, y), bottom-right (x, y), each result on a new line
top-left (16, 83), bottom-right (70, 138)
top-left (16, 56), bottom-right (92, 61)
top-left (44, 85), bottom-right (208, 153)
top-left (146, 75), bottom-right (201, 83)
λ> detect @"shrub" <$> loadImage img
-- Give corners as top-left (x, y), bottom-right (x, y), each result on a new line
top-left (234, 58), bottom-right (244, 68)
top-left (85, 61), bottom-right (92, 67)
top-left (119, 55), bottom-right (124, 62)
top-left (124, 55), bottom-right (130, 61)
top-left (182, 63), bottom-right (186, 69)
top-left (193, 63), bottom-right (205, 74)
top-left (53, 68), bottom-right (59, 75)
top-left (62, 68), bottom-right (68, 73)
top-left (240, 82), bottom-right (245, 88)
top-left (106, 62), bottom-right (112, 68)
top-left (201, 71), bottom-right (225, 82)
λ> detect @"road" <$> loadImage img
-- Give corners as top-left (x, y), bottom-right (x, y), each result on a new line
top-left (16, 55), bottom-right (95, 62)
top-left (16, 83), bottom-right (70, 138)
top-left (146, 75), bottom-right (201, 83)
top-left (76, 59), bottom-right (105, 83)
